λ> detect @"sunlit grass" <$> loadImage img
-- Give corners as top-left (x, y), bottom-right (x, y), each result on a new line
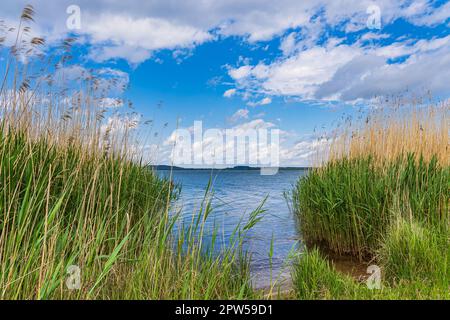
top-left (0, 6), bottom-right (263, 300)
top-left (293, 154), bottom-right (449, 258)
top-left (292, 246), bottom-right (450, 300)
top-left (292, 102), bottom-right (449, 299)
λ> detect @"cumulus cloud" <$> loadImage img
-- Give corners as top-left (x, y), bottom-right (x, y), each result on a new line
top-left (97, 97), bottom-right (124, 108)
top-left (280, 136), bottom-right (330, 166)
top-left (229, 40), bottom-right (360, 99)
top-left (90, 45), bottom-right (152, 65)
top-left (85, 14), bottom-right (213, 64)
top-left (228, 108), bottom-right (249, 123)
top-left (318, 36), bottom-right (450, 101)
top-left (331, 47), bottom-right (450, 101)
top-left (2, 0), bottom-right (449, 102)
top-left (3, 0), bottom-right (448, 65)
top-left (159, 118), bottom-right (322, 166)
top-left (101, 114), bottom-right (141, 135)
top-left (223, 88), bottom-right (237, 98)
top-left (228, 35), bottom-right (450, 102)
top-left (247, 97), bottom-right (272, 107)
top-left (279, 32), bottom-right (297, 56)
top-left (232, 118), bottom-right (276, 131)
top-left (402, 1), bottom-right (450, 26)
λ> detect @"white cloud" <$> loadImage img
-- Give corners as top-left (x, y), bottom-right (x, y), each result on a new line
top-left (280, 136), bottom-right (330, 166)
top-left (233, 118), bottom-right (276, 131)
top-left (97, 97), bottom-right (124, 108)
top-left (160, 118), bottom-right (329, 166)
top-left (229, 108), bottom-right (249, 123)
top-left (229, 35), bottom-right (450, 102)
top-left (316, 36), bottom-right (450, 101)
top-left (85, 14), bottom-right (213, 64)
top-left (2, 0), bottom-right (449, 66)
top-left (247, 97), bottom-right (272, 107)
top-left (403, 1), bottom-right (450, 26)
top-left (2, 0), bottom-right (449, 101)
top-left (228, 65), bottom-right (253, 80)
top-left (162, 118), bottom-right (293, 166)
top-left (229, 40), bottom-right (360, 99)
top-left (53, 66), bottom-right (129, 94)
top-left (101, 114), bottom-right (141, 135)
top-left (90, 45), bottom-right (153, 65)
top-left (360, 32), bottom-right (391, 41)
top-left (260, 97), bottom-right (272, 105)
top-left (279, 32), bottom-right (297, 56)
top-left (223, 88), bottom-right (237, 98)
top-left (324, 46), bottom-right (450, 101)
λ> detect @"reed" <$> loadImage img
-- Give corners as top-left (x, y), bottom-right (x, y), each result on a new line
top-left (329, 102), bottom-right (449, 165)
top-left (293, 104), bottom-right (449, 258)
top-left (292, 100), bottom-right (449, 299)
top-left (0, 6), bottom-right (260, 299)
top-left (293, 154), bottom-right (449, 257)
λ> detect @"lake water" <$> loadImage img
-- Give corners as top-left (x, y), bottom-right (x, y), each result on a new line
top-left (158, 169), bottom-right (307, 289)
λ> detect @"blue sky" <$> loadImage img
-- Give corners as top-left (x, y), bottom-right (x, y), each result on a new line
top-left (1, 0), bottom-right (449, 166)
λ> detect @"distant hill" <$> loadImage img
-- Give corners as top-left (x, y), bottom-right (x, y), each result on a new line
top-left (150, 165), bottom-right (310, 171)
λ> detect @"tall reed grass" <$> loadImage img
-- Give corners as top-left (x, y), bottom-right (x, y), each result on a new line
top-left (0, 6), bottom-right (261, 299)
top-left (293, 104), bottom-right (449, 258)
top-left (329, 102), bottom-right (449, 165)
top-left (293, 153), bottom-right (449, 257)
top-left (292, 100), bottom-right (449, 299)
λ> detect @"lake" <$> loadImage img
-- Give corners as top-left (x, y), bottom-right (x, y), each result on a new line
top-left (158, 169), bottom-right (307, 289)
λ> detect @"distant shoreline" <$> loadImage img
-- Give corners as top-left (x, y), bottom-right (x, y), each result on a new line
top-left (150, 165), bottom-right (312, 171)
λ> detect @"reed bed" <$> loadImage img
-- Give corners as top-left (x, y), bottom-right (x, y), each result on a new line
top-left (292, 101), bottom-right (449, 299)
top-left (294, 153), bottom-right (449, 257)
top-left (0, 6), bottom-right (260, 299)
top-left (329, 102), bottom-right (449, 165)
top-left (293, 103), bottom-right (449, 257)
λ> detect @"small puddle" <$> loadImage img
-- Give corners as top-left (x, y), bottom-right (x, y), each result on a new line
top-left (325, 251), bottom-right (372, 282)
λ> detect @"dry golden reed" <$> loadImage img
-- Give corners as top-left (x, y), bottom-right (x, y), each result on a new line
top-left (328, 101), bottom-right (449, 165)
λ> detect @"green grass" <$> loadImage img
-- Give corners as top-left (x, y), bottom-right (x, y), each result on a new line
top-left (0, 128), bottom-right (262, 299)
top-left (0, 6), bottom-right (266, 299)
top-left (291, 153), bottom-right (450, 299)
top-left (291, 248), bottom-right (355, 299)
top-left (3, 5), bottom-right (448, 300)
top-left (293, 245), bottom-right (450, 300)
top-left (378, 216), bottom-right (449, 287)
top-left (292, 154), bottom-right (449, 258)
